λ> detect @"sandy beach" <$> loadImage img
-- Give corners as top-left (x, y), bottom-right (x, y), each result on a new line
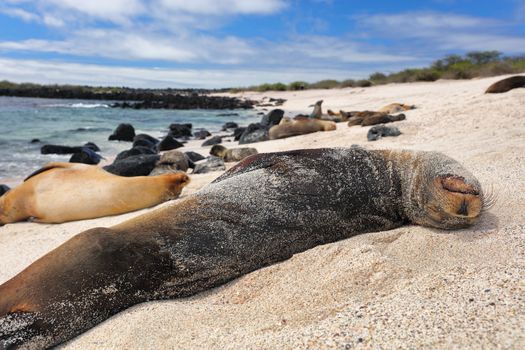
top-left (1, 75), bottom-right (524, 349)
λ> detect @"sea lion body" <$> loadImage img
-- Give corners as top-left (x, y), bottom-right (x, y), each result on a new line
top-left (0, 148), bottom-right (485, 349)
top-left (269, 119), bottom-right (336, 139)
top-left (378, 103), bottom-right (415, 114)
top-left (0, 162), bottom-right (189, 224)
top-left (485, 75), bottom-right (525, 93)
top-left (210, 145), bottom-right (258, 162)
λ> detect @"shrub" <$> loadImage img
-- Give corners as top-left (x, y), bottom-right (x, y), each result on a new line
top-left (340, 79), bottom-right (356, 87)
top-left (309, 79), bottom-right (340, 89)
top-left (288, 81), bottom-right (309, 90)
top-left (356, 79), bottom-right (372, 87)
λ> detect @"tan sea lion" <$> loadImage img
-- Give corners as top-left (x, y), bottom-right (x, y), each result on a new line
top-left (0, 162), bottom-right (189, 224)
top-left (378, 103), bottom-right (415, 114)
top-left (0, 148), bottom-right (488, 349)
top-left (485, 75), bottom-right (525, 93)
top-left (210, 145), bottom-right (258, 162)
top-left (269, 119), bottom-right (336, 140)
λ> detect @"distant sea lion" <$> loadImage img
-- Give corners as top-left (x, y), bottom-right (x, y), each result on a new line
top-left (378, 103), bottom-right (415, 114)
top-left (485, 76), bottom-right (525, 93)
top-left (0, 148), bottom-right (487, 349)
top-left (347, 112), bottom-right (406, 127)
top-left (150, 150), bottom-right (190, 175)
top-left (210, 145), bottom-right (258, 162)
top-left (269, 118), bottom-right (336, 140)
top-left (0, 162), bottom-right (189, 224)
top-left (309, 100), bottom-right (323, 118)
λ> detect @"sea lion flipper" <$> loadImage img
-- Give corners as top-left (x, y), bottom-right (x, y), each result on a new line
top-left (212, 153), bottom-right (279, 183)
top-left (23, 162), bottom-right (76, 182)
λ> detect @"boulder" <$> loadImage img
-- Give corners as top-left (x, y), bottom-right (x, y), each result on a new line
top-left (184, 151), bottom-right (206, 164)
top-left (69, 148), bottom-right (103, 165)
top-left (115, 146), bottom-right (156, 162)
top-left (193, 129), bottom-right (212, 140)
top-left (108, 123), bottom-right (135, 141)
top-left (238, 123), bottom-right (269, 144)
top-left (192, 156), bottom-right (226, 174)
top-left (158, 135), bottom-right (184, 151)
top-left (222, 122), bottom-right (238, 131)
top-left (103, 154), bottom-right (160, 177)
top-left (0, 184), bottom-right (10, 197)
top-left (367, 125), bottom-right (402, 141)
top-left (168, 123), bottom-right (192, 138)
top-left (233, 127), bottom-right (246, 141)
top-left (260, 109), bottom-right (284, 127)
top-left (202, 136), bottom-right (223, 147)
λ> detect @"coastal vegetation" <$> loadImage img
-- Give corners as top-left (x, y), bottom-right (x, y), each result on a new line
top-left (231, 51), bottom-right (525, 92)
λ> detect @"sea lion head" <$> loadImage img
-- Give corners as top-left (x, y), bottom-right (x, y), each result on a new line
top-left (210, 145), bottom-right (227, 158)
top-left (164, 172), bottom-right (190, 199)
top-left (403, 152), bottom-right (486, 229)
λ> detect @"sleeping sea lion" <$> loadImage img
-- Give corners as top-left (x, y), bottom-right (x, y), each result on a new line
top-left (0, 162), bottom-right (189, 224)
top-left (269, 119), bottom-right (336, 140)
top-left (485, 75), bottom-right (525, 93)
top-left (0, 148), bottom-right (487, 349)
top-left (378, 103), bottom-right (415, 114)
top-left (209, 145), bottom-right (258, 162)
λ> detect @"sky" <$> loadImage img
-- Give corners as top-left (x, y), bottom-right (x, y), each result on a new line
top-left (0, 0), bottom-right (524, 88)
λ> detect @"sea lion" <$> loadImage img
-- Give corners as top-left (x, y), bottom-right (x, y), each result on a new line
top-left (485, 76), bottom-right (525, 93)
top-left (347, 112), bottom-right (406, 127)
top-left (0, 148), bottom-right (487, 349)
top-left (378, 103), bottom-right (415, 114)
top-left (0, 162), bottom-right (189, 225)
top-left (149, 150), bottom-right (190, 175)
top-left (269, 119), bottom-right (336, 140)
top-left (309, 100), bottom-right (323, 118)
top-left (209, 145), bottom-right (258, 162)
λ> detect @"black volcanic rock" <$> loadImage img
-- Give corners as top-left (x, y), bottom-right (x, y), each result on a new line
top-left (260, 109), bottom-right (284, 127)
top-left (193, 129), bottom-right (212, 140)
top-left (158, 135), bottom-right (184, 151)
top-left (168, 123), bottom-right (192, 138)
top-left (103, 154), bottom-right (160, 177)
top-left (222, 122), bottom-right (239, 130)
top-left (69, 148), bottom-right (102, 165)
top-left (184, 151), bottom-right (206, 163)
top-left (0, 184), bottom-right (10, 197)
top-left (115, 146), bottom-right (156, 162)
top-left (202, 136), bottom-right (223, 147)
top-left (238, 123), bottom-right (269, 144)
top-left (108, 123), bottom-right (135, 142)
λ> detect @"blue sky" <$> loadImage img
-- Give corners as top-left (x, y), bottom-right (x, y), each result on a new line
top-left (0, 0), bottom-right (524, 88)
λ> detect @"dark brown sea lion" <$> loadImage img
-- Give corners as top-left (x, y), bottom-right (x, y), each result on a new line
top-left (309, 100), bottom-right (323, 118)
top-left (0, 162), bottom-right (189, 224)
top-left (0, 148), bottom-right (486, 349)
top-left (269, 118), bottom-right (336, 140)
top-left (485, 75), bottom-right (525, 93)
top-left (346, 112), bottom-right (406, 127)
top-left (209, 145), bottom-right (258, 162)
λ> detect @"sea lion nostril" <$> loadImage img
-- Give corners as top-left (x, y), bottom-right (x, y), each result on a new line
top-left (457, 200), bottom-right (469, 216)
top-left (440, 175), bottom-right (480, 195)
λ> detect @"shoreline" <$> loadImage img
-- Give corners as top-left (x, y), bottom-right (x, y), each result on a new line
top-left (1, 74), bottom-right (524, 349)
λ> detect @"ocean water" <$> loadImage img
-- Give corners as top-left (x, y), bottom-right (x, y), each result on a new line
top-left (0, 96), bottom-right (260, 181)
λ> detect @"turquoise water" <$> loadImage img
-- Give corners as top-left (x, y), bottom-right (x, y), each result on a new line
top-left (0, 96), bottom-right (260, 181)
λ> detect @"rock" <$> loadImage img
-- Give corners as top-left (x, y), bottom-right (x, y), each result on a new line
top-left (115, 146), bottom-right (157, 162)
top-left (222, 122), bottom-right (238, 130)
top-left (367, 125), bottom-right (402, 141)
top-left (217, 113), bottom-right (239, 117)
top-left (184, 151), bottom-right (206, 164)
top-left (0, 184), bottom-right (10, 197)
top-left (103, 154), bottom-right (160, 177)
top-left (168, 123), bottom-right (192, 138)
top-left (30, 139), bottom-right (40, 143)
top-left (238, 123), bottom-right (269, 144)
top-left (83, 142), bottom-right (100, 152)
top-left (202, 136), bottom-right (223, 147)
top-left (260, 109), bottom-right (284, 127)
top-left (158, 135), bottom-right (184, 151)
top-left (150, 150), bottom-right (190, 175)
top-left (41, 145), bottom-right (83, 155)
top-left (233, 127), bottom-right (246, 141)
top-left (192, 156), bottom-right (226, 174)
top-left (69, 148), bottom-right (103, 165)
top-left (132, 139), bottom-right (157, 150)
top-left (108, 123), bottom-right (135, 141)
top-left (193, 129), bottom-right (212, 140)
top-left (133, 134), bottom-right (159, 145)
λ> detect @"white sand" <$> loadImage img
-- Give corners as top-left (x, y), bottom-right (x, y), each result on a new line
top-left (1, 75), bottom-right (524, 349)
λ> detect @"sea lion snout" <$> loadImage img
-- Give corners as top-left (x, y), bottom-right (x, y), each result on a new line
top-left (427, 175), bottom-right (483, 228)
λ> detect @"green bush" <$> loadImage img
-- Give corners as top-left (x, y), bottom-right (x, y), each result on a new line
top-left (288, 81), bottom-right (309, 90)
top-left (369, 72), bottom-right (387, 82)
top-left (340, 79), bottom-right (356, 87)
top-left (309, 79), bottom-right (340, 89)
top-left (356, 79), bottom-right (372, 87)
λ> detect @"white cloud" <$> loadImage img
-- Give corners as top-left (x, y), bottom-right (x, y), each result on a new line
top-left (42, 0), bottom-right (144, 24)
top-left (0, 57), bottom-right (371, 88)
top-left (0, 6), bottom-right (39, 22)
top-left (157, 0), bottom-right (287, 15)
